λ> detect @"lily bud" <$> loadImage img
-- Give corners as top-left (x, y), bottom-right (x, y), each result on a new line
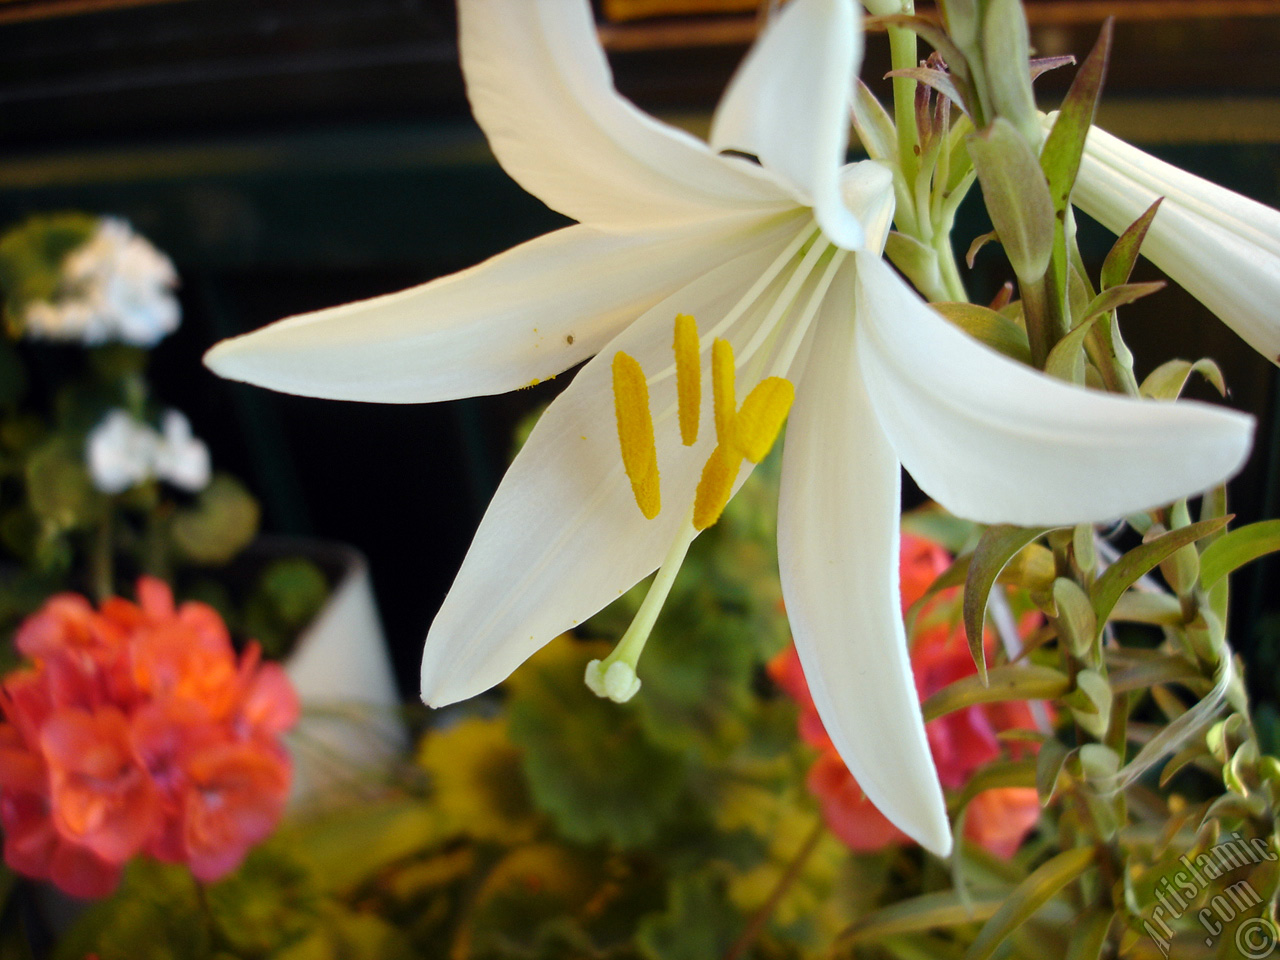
top-left (1065, 121), bottom-right (1280, 365)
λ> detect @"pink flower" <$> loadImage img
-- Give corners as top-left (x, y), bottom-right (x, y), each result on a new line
top-left (0, 578), bottom-right (297, 897)
top-left (769, 532), bottom-right (1047, 858)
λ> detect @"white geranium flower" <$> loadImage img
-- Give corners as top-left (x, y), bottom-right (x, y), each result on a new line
top-left (87, 410), bottom-right (161, 494)
top-left (85, 408), bottom-right (210, 494)
top-left (24, 218), bottom-right (180, 348)
top-left (205, 0), bottom-right (1254, 855)
top-left (154, 410), bottom-right (212, 492)
top-left (1069, 123), bottom-right (1280, 364)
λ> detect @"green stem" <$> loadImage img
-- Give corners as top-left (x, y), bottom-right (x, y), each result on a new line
top-left (91, 508), bottom-right (114, 602)
top-left (888, 12), bottom-right (920, 189)
top-left (934, 233), bottom-right (968, 302)
top-left (723, 818), bottom-right (826, 960)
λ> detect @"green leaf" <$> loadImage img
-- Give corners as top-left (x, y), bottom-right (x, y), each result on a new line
top-left (932, 302), bottom-right (1033, 364)
top-left (1108, 591), bottom-right (1182, 626)
top-left (1100, 197), bottom-right (1163, 290)
top-left (244, 557), bottom-right (330, 659)
top-left (963, 847), bottom-right (1096, 960)
top-left (1052, 577), bottom-right (1097, 659)
top-left (1045, 282), bottom-right (1165, 383)
top-left (965, 229), bottom-right (999, 268)
top-left (1035, 738), bottom-right (1071, 803)
top-left (1040, 20), bottom-right (1113, 212)
top-left (25, 437), bottom-right (103, 531)
top-left (169, 473), bottom-right (261, 565)
top-left (1089, 516), bottom-right (1230, 632)
top-left (1065, 907), bottom-right (1113, 960)
top-left (839, 891), bottom-right (1004, 945)
top-left (967, 119), bottom-right (1056, 282)
top-left (886, 231), bottom-right (945, 300)
top-left (922, 664), bottom-right (1071, 723)
top-left (949, 759), bottom-right (1038, 813)
top-left (507, 636), bottom-right (687, 848)
top-left (853, 78), bottom-right (899, 161)
top-left (1065, 669), bottom-right (1111, 739)
top-left (1139, 358), bottom-right (1227, 401)
top-left (963, 525), bottom-right (1054, 682)
top-left (1198, 519), bottom-right (1280, 590)
top-left (635, 871), bottom-right (742, 960)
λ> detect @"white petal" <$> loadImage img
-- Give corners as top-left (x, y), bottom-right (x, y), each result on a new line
top-left (1073, 125), bottom-right (1280, 363)
top-left (777, 264), bottom-right (951, 856)
top-left (854, 254), bottom-right (1255, 526)
top-left (459, 0), bottom-right (794, 231)
top-left (420, 230), bottom-right (804, 705)
top-left (710, 0), bottom-right (865, 249)
top-left (205, 216), bottom-right (800, 403)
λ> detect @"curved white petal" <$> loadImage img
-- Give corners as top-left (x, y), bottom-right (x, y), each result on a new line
top-left (420, 229), bottom-right (805, 705)
top-left (204, 215), bottom-right (797, 403)
top-left (778, 264), bottom-right (951, 856)
top-left (854, 254), bottom-right (1255, 526)
top-left (459, 0), bottom-right (795, 232)
top-left (1072, 124), bottom-right (1280, 363)
top-left (710, 0), bottom-right (865, 249)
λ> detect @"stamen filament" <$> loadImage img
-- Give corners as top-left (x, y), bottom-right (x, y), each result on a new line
top-left (585, 518), bottom-right (699, 703)
top-left (673, 313), bottom-right (701, 446)
top-left (612, 351), bottom-right (661, 519)
top-left (736, 233), bottom-right (832, 369)
top-left (771, 248), bottom-right (848, 377)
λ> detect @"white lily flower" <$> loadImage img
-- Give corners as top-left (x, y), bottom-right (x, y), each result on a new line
top-left (1069, 122), bottom-right (1280, 364)
top-left (205, 0), bottom-right (1254, 855)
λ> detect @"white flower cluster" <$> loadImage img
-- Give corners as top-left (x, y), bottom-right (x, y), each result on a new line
top-left (86, 409), bottom-right (211, 495)
top-left (24, 218), bottom-right (180, 348)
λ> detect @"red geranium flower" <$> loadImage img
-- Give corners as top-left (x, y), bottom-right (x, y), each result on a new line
top-left (0, 577), bottom-right (298, 897)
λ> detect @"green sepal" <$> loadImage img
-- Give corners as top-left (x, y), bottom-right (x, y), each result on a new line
top-left (962, 846), bottom-right (1096, 960)
top-left (963, 524), bottom-right (1055, 682)
top-left (1089, 517), bottom-right (1230, 636)
top-left (1040, 20), bottom-right (1113, 213)
top-left (1100, 197), bottom-right (1163, 290)
top-left (967, 118), bottom-right (1055, 283)
top-left (1198, 519), bottom-right (1280, 591)
top-left (1139, 357), bottom-right (1227, 401)
top-left (1052, 577), bottom-right (1097, 660)
top-left (922, 663), bottom-right (1071, 723)
top-left (932, 301), bottom-right (1033, 364)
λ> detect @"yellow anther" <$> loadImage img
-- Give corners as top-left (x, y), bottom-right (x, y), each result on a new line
top-left (673, 314), bottom-right (701, 446)
top-left (693, 443), bottom-right (743, 531)
top-left (711, 338), bottom-right (736, 444)
top-left (612, 352), bottom-right (661, 519)
top-left (733, 377), bottom-right (795, 463)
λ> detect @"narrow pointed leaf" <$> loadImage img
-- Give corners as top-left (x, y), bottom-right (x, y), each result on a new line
top-left (1081, 280), bottom-right (1166, 322)
top-left (885, 67), bottom-right (965, 112)
top-left (1199, 519), bottom-right (1280, 590)
top-left (963, 525), bottom-right (1053, 680)
top-left (1108, 591), bottom-right (1183, 626)
top-left (1159, 739), bottom-right (1210, 786)
top-left (963, 847), bottom-right (1097, 960)
top-left (1139, 357), bottom-right (1227, 401)
top-left (1029, 55), bottom-right (1078, 81)
top-left (866, 14), bottom-right (969, 70)
top-left (966, 229), bottom-right (998, 267)
top-left (1109, 656), bottom-right (1206, 694)
top-left (949, 759), bottom-right (1038, 813)
top-left (1044, 313), bottom-right (1106, 383)
top-left (853, 78), bottom-right (898, 161)
top-left (840, 891), bottom-right (1004, 945)
top-left (1035, 738), bottom-right (1071, 804)
top-left (1040, 20), bottom-right (1113, 213)
top-left (1099, 197), bottom-right (1163, 290)
top-left (1065, 908), bottom-right (1113, 960)
top-left (1090, 517), bottom-right (1231, 630)
top-left (968, 119), bottom-right (1056, 281)
top-left (922, 664), bottom-right (1071, 722)
top-left (932, 302), bottom-right (1032, 364)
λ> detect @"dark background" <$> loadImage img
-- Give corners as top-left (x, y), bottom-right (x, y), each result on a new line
top-left (0, 0), bottom-right (1277, 701)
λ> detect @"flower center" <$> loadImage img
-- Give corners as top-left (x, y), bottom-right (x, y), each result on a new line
top-left (586, 223), bottom-right (849, 705)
